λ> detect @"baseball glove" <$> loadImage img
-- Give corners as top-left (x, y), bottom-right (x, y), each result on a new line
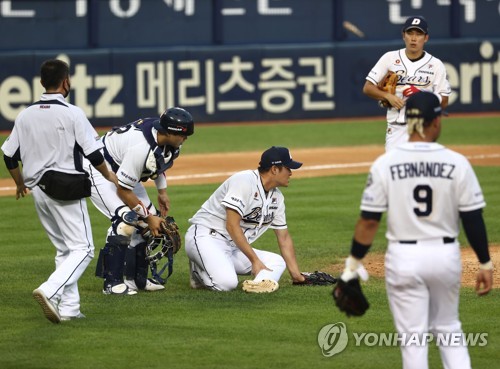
top-left (332, 278), bottom-right (369, 317)
top-left (160, 216), bottom-right (182, 254)
top-left (293, 271), bottom-right (337, 286)
top-left (377, 71), bottom-right (398, 108)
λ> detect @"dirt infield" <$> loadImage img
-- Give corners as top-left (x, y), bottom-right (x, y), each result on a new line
top-left (1, 144), bottom-right (499, 192)
top-left (1, 144), bottom-right (498, 287)
top-left (329, 246), bottom-right (500, 288)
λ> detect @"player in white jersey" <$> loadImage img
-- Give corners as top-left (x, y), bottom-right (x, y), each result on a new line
top-left (363, 16), bottom-right (451, 151)
top-left (1, 59), bottom-right (117, 323)
top-left (84, 107), bottom-right (194, 295)
top-left (185, 146), bottom-right (309, 293)
top-left (337, 92), bottom-right (493, 369)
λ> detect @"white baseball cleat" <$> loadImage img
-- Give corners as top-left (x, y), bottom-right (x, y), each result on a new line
top-left (145, 279), bottom-right (165, 291)
top-left (60, 312), bottom-right (86, 321)
top-left (32, 288), bottom-right (61, 324)
top-left (242, 279), bottom-right (279, 293)
top-left (124, 278), bottom-right (165, 292)
top-left (102, 282), bottom-right (137, 295)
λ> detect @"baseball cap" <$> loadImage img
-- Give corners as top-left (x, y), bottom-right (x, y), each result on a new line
top-left (406, 91), bottom-right (442, 123)
top-left (259, 146), bottom-right (303, 170)
top-left (403, 16), bottom-right (428, 34)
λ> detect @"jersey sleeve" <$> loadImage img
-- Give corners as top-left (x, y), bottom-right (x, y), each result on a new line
top-left (366, 51), bottom-right (392, 85)
top-left (154, 172), bottom-right (167, 190)
top-left (457, 158), bottom-right (486, 212)
top-left (220, 174), bottom-right (253, 217)
top-left (1, 125), bottom-right (20, 157)
top-left (360, 157), bottom-right (388, 213)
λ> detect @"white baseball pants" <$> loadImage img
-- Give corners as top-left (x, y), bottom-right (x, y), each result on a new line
top-left (385, 124), bottom-right (409, 152)
top-left (185, 224), bottom-right (286, 291)
top-left (385, 240), bottom-right (471, 369)
top-left (32, 186), bottom-right (94, 317)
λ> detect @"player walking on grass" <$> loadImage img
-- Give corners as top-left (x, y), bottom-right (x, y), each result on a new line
top-left (363, 15), bottom-right (451, 151)
top-left (1, 59), bottom-right (117, 323)
top-left (336, 92), bottom-right (493, 369)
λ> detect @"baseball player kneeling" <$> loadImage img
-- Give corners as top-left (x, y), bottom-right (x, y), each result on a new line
top-left (185, 146), bottom-right (336, 293)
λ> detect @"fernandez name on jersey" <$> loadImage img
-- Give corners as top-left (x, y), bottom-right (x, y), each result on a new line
top-left (390, 161), bottom-right (456, 180)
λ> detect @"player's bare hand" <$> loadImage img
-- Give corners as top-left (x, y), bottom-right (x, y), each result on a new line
top-left (157, 191), bottom-right (170, 217)
top-left (476, 269), bottom-right (493, 296)
top-left (385, 94), bottom-right (405, 110)
top-left (145, 215), bottom-right (166, 237)
top-left (292, 273), bottom-right (306, 284)
top-left (15, 184), bottom-right (28, 200)
top-left (251, 259), bottom-right (272, 277)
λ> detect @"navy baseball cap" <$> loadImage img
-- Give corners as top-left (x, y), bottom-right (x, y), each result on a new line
top-left (403, 16), bottom-right (428, 34)
top-left (259, 146), bottom-right (302, 170)
top-left (406, 91), bottom-right (442, 123)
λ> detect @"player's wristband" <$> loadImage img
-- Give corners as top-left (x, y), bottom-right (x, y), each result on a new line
top-left (479, 260), bottom-right (493, 270)
top-left (132, 201), bottom-right (151, 219)
top-left (351, 238), bottom-right (371, 259)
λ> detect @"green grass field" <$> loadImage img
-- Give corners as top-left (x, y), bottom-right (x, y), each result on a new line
top-left (0, 117), bottom-right (499, 369)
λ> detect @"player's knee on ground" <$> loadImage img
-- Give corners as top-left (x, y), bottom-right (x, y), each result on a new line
top-left (210, 275), bottom-right (239, 292)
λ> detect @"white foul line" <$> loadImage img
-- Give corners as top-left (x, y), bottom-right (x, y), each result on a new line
top-left (1, 153), bottom-right (499, 191)
top-left (166, 161), bottom-right (375, 181)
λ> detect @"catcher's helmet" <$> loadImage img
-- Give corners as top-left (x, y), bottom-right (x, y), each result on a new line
top-left (154, 107), bottom-right (194, 136)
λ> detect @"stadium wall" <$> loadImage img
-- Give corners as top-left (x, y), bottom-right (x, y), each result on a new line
top-left (0, 0), bottom-right (498, 129)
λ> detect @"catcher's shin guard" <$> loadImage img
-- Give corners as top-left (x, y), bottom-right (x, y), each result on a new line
top-left (124, 242), bottom-right (148, 290)
top-left (95, 235), bottom-right (129, 288)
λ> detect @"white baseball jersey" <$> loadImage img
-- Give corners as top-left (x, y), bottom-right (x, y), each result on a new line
top-left (366, 49), bottom-right (451, 124)
top-left (102, 126), bottom-right (168, 190)
top-left (189, 169), bottom-right (287, 244)
top-left (360, 142), bottom-right (485, 242)
top-left (1, 93), bottom-right (102, 188)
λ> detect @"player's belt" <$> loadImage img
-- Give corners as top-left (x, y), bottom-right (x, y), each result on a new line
top-left (389, 122), bottom-right (407, 126)
top-left (399, 237), bottom-right (455, 244)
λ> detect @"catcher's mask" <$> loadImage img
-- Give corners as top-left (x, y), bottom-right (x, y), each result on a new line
top-left (143, 230), bottom-right (175, 285)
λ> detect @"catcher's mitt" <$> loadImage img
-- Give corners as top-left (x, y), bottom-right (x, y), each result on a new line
top-left (160, 216), bottom-right (181, 254)
top-left (141, 215), bottom-right (181, 255)
top-left (332, 278), bottom-right (369, 317)
top-left (293, 271), bottom-right (337, 286)
top-left (377, 71), bottom-right (398, 108)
